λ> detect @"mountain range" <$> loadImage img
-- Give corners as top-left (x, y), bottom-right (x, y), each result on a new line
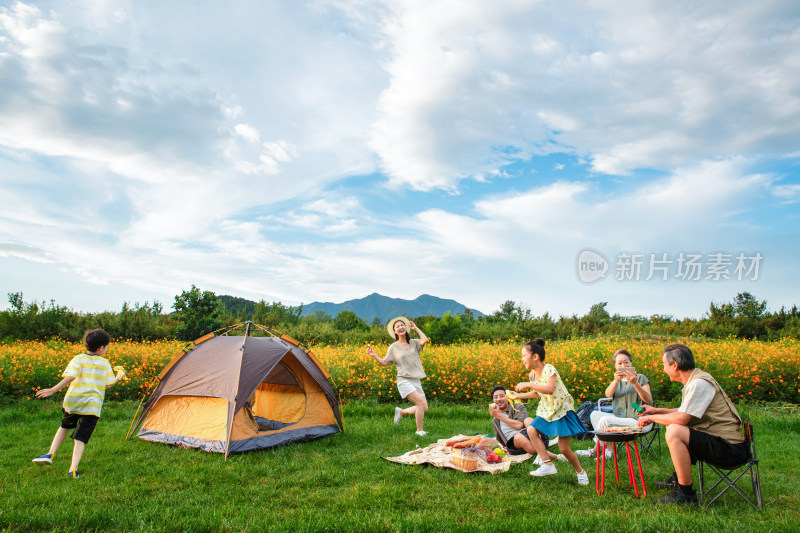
top-left (219, 293), bottom-right (485, 323)
top-left (300, 293), bottom-right (485, 323)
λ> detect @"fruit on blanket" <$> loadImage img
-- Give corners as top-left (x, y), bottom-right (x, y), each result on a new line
top-left (493, 447), bottom-right (505, 458)
top-left (485, 451), bottom-right (501, 463)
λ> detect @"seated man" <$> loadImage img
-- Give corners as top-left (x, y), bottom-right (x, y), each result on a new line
top-left (489, 385), bottom-right (557, 459)
top-left (638, 343), bottom-right (749, 505)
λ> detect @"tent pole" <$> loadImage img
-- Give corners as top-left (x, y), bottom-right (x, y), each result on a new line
top-left (125, 393), bottom-right (147, 440)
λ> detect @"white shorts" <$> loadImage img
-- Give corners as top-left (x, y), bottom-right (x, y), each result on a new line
top-left (590, 411), bottom-right (653, 433)
top-left (397, 377), bottom-right (425, 399)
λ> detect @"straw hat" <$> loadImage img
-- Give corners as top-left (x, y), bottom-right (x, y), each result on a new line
top-left (386, 316), bottom-right (410, 337)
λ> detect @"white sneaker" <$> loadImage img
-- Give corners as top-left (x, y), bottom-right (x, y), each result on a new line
top-left (576, 470), bottom-right (589, 485)
top-left (556, 454), bottom-right (567, 462)
top-left (415, 430), bottom-right (428, 436)
top-left (530, 463), bottom-right (557, 477)
top-left (393, 407), bottom-right (402, 426)
top-left (605, 449), bottom-right (614, 459)
top-left (575, 448), bottom-right (594, 457)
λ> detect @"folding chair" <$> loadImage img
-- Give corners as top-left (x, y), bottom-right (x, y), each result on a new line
top-left (697, 418), bottom-right (763, 509)
top-left (635, 424), bottom-right (661, 458)
top-left (635, 402), bottom-right (662, 458)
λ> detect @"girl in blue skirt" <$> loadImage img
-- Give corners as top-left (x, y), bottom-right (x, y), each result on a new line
top-left (514, 338), bottom-right (589, 485)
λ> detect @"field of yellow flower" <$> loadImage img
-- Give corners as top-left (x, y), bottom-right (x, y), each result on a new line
top-left (1, 336), bottom-right (798, 404)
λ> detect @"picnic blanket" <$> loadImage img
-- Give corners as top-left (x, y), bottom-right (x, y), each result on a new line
top-left (383, 434), bottom-right (533, 474)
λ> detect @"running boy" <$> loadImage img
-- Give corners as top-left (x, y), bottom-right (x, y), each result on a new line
top-left (32, 329), bottom-right (125, 478)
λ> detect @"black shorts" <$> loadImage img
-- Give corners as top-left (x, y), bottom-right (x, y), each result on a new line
top-left (688, 428), bottom-right (750, 467)
top-left (60, 410), bottom-right (99, 444)
top-left (506, 427), bottom-right (550, 455)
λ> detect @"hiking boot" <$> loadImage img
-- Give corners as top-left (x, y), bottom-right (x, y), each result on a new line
top-left (68, 470), bottom-right (80, 479)
top-left (576, 470), bottom-right (590, 485)
top-left (32, 453), bottom-right (53, 465)
top-left (654, 487), bottom-right (697, 505)
top-left (655, 472), bottom-right (678, 489)
top-left (530, 462), bottom-right (557, 477)
top-left (393, 407), bottom-right (402, 426)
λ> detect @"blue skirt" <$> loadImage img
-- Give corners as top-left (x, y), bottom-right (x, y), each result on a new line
top-left (532, 410), bottom-right (586, 437)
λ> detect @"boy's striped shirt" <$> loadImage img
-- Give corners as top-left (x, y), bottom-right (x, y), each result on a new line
top-left (62, 354), bottom-right (115, 417)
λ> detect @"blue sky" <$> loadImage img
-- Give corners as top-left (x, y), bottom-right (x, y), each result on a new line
top-left (1, 0), bottom-right (798, 319)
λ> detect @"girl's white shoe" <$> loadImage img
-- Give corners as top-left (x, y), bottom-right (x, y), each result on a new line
top-left (530, 463), bottom-right (557, 476)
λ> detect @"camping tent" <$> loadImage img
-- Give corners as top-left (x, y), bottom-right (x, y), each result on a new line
top-left (130, 323), bottom-right (343, 456)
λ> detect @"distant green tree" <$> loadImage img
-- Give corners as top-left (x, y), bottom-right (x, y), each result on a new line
top-left (217, 295), bottom-right (256, 317)
top-left (494, 300), bottom-right (518, 322)
top-left (117, 301), bottom-right (167, 340)
top-left (411, 315), bottom-right (436, 331)
top-left (0, 292), bottom-right (86, 340)
top-left (733, 292), bottom-right (768, 339)
top-left (518, 312), bottom-right (556, 340)
top-left (334, 310), bottom-right (364, 331)
top-left (172, 285), bottom-right (227, 341)
top-left (427, 312), bottom-right (464, 344)
top-left (459, 307), bottom-right (475, 327)
top-left (733, 292), bottom-right (767, 320)
top-left (253, 300), bottom-right (303, 328)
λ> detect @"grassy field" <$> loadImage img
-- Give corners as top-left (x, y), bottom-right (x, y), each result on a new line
top-left (2, 399), bottom-right (798, 532)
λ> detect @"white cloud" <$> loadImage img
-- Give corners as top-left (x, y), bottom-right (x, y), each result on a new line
top-left (0, 1), bottom-right (387, 296)
top-left (234, 123), bottom-right (260, 143)
top-left (362, 0), bottom-right (800, 189)
top-left (0, 242), bottom-right (54, 263)
top-left (771, 183), bottom-right (800, 203)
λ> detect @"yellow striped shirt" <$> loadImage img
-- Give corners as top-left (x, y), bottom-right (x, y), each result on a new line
top-left (62, 354), bottom-right (115, 417)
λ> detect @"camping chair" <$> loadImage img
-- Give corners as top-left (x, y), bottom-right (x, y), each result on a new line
top-left (636, 423), bottom-right (661, 458)
top-left (635, 402), bottom-right (661, 458)
top-left (697, 418), bottom-right (763, 509)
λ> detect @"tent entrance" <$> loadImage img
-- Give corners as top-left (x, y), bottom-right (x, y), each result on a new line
top-left (251, 361), bottom-right (306, 431)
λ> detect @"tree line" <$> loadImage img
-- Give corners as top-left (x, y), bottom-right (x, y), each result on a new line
top-left (1, 287), bottom-right (798, 344)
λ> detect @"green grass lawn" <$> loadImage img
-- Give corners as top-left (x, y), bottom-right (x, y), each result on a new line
top-left (1, 399), bottom-right (798, 532)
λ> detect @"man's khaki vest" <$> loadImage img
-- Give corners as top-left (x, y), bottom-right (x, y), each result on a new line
top-left (683, 369), bottom-right (744, 444)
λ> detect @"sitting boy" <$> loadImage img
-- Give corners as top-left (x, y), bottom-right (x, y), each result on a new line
top-left (489, 385), bottom-right (557, 459)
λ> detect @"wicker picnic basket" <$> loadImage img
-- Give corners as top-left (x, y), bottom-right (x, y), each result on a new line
top-left (451, 448), bottom-right (479, 471)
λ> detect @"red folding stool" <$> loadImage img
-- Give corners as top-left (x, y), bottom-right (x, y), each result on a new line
top-left (594, 431), bottom-right (647, 498)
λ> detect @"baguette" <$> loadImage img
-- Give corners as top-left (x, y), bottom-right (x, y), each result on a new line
top-left (452, 435), bottom-right (482, 449)
top-left (445, 436), bottom-right (472, 447)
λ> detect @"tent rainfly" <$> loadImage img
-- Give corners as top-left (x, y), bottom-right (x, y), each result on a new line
top-left (130, 323), bottom-right (343, 456)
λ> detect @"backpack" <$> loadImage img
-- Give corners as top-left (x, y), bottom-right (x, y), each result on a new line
top-left (573, 400), bottom-right (597, 440)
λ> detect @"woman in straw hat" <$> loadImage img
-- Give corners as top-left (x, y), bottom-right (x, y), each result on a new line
top-left (366, 317), bottom-right (430, 436)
